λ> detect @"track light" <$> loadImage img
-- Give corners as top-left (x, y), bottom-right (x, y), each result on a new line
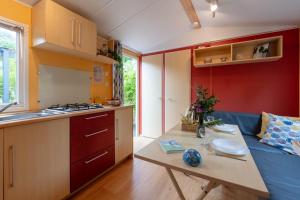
top-left (192, 21), bottom-right (200, 28)
top-left (207, 0), bottom-right (218, 18)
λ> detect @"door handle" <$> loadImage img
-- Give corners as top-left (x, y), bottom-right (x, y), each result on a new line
top-left (85, 151), bottom-right (108, 164)
top-left (71, 19), bottom-right (75, 45)
top-left (115, 118), bottom-right (119, 140)
top-left (167, 98), bottom-right (176, 102)
top-left (9, 145), bottom-right (14, 188)
top-left (78, 22), bottom-right (81, 47)
top-left (85, 113), bottom-right (108, 120)
top-left (84, 129), bottom-right (108, 138)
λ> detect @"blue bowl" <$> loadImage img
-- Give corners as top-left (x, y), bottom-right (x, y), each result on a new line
top-left (183, 149), bottom-right (202, 167)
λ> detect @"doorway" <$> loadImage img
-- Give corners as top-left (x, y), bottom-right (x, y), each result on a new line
top-left (123, 55), bottom-right (155, 152)
top-left (122, 55), bottom-right (138, 136)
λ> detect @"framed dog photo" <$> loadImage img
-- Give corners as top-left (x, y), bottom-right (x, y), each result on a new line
top-left (253, 42), bottom-right (270, 59)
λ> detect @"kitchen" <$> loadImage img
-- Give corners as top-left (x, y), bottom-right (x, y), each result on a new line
top-left (0, 0), bottom-right (135, 199)
top-left (1, 0), bottom-right (300, 200)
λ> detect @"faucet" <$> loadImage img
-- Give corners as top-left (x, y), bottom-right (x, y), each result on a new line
top-left (0, 102), bottom-right (17, 113)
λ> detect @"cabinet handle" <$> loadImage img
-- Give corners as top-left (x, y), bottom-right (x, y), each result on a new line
top-left (85, 151), bottom-right (108, 164)
top-left (84, 129), bottom-right (108, 138)
top-left (9, 145), bottom-right (14, 188)
top-left (85, 113), bottom-right (108, 120)
top-left (78, 22), bottom-right (81, 47)
top-left (71, 19), bottom-right (75, 45)
top-left (115, 118), bottom-right (119, 140)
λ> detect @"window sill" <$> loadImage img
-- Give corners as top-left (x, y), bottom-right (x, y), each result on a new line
top-left (0, 105), bottom-right (29, 113)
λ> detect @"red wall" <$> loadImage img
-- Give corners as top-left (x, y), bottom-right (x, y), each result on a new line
top-left (191, 29), bottom-right (299, 116)
top-left (140, 28), bottom-right (300, 131)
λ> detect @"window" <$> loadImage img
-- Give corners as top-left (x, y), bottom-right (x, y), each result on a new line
top-left (0, 17), bottom-right (28, 111)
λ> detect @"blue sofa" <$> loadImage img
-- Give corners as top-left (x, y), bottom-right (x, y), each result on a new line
top-left (212, 111), bottom-right (300, 200)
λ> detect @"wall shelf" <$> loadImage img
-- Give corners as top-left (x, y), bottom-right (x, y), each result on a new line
top-left (96, 36), bottom-right (118, 64)
top-left (94, 54), bottom-right (118, 64)
top-left (193, 36), bottom-right (283, 67)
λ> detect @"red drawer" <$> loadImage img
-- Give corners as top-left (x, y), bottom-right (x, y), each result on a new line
top-left (70, 111), bottom-right (114, 135)
top-left (71, 124), bottom-right (115, 164)
top-left (71, 146), bottom-right (115, 192)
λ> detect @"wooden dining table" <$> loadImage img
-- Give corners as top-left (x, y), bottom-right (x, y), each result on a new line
top-left (134, 125), bottom-right (269, 200)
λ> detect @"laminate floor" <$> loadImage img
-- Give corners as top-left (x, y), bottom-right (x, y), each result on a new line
top-left (70, 158), bottom-right (230, 200)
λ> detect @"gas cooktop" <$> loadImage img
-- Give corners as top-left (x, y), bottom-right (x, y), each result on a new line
top-left (47, 103), bottom-right (103, 112)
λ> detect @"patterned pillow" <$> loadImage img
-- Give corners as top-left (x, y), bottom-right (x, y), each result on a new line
top-left (257, 112), bottom-right (300, 139)
top-left (257, 112), bottom-right (269, 138)
top-left (260, 114), bottom-right (300, 156)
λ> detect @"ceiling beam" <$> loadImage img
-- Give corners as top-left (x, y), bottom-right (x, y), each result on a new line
top-left (180, 0), bottom-right (201, 28)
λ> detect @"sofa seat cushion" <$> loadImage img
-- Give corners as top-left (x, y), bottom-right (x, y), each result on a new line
top-left (250, 148), bottom-right (300, 200)
top-left (244, 135), bottom-right (300, 200)
top-left (243, 135), bottom-right (289, 155)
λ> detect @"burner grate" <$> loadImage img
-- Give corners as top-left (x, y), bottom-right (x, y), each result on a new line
top-left (47, 103), bottom-right (103, 112)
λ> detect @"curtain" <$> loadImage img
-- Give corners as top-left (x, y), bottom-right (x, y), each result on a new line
top-left (113, 40), bottom-right (124, 103)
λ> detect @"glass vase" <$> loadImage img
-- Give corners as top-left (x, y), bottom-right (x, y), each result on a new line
top-left (196, 113), bottom-right (205, 138)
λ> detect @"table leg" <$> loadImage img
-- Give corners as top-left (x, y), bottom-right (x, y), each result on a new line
top-left (165, 167), bottom-right (186, 200)
top-left (196, 181), bottom-right (219, 200)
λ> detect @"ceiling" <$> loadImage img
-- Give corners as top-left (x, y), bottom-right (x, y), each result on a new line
top-left (19, 0), bottom-right (300, 53)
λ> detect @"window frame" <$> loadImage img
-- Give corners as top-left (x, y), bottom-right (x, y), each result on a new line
top-left (0, 16), bottom-right (29, 112)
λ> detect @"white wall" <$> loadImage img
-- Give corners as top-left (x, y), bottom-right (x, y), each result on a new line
top-left (145, 25), bottom-right (294, 53)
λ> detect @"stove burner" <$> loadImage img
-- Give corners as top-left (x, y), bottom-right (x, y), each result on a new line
top-left (48, 103), bottom-right (103, 112)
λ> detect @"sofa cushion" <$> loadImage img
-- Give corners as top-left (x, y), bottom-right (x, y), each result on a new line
top-left (213, 111), bottom-right (300, 200)
top-left (250, 148), bottom-right (300, 200)
top-left (258, 112), bottom-right (300, 139)
top-left (258, 112), bottom-right (270, 138)
top-left (260, 114), bottom-right (300, 155)
top-left (212, 111), bottom-right (261, 136)
top-left (243, 135), bottom-right (288, 155)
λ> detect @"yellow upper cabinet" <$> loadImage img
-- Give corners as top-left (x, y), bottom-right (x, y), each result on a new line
top-left (32, 0), bottom-right (97, 56)
top-left (75, 14), bottom-right (97, 55)
top-left (45, 0), bottom-right (76, 50)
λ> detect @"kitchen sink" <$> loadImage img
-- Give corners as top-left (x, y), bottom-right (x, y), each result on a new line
top-left (0, 110), bottom-right (66, 122)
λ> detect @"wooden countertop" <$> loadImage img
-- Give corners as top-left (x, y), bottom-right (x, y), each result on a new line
top-left (0, 105), bottom-right (134, 129)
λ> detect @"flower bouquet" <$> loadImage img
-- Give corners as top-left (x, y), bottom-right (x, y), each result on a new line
top-left (181, 86), bottom-right (222, 137)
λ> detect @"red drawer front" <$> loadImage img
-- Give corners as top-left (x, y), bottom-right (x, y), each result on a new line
top-left (70, 111), bottom-right (114, 135)
top-left (71, 146), bottom-right (115, 192)
top-left (71, 124), bottom-right (115, 164)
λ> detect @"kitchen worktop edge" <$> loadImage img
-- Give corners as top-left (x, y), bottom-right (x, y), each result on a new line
top-left (0, 105), bottom-right (134, 129)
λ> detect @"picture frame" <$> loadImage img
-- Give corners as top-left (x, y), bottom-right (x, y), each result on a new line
top-left (253, 42), bottom-right (270, 59)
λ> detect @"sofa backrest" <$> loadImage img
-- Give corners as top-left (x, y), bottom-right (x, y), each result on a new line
top-left (212, 111), bottom-right (262, 136)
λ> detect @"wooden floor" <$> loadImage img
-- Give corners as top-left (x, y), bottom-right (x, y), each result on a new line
top-left (133, 136), bottom-right (154, 152)
top-left (71, 137), bottom-right (242, 200)
top-left (71, 158), bottom-right (231, 200)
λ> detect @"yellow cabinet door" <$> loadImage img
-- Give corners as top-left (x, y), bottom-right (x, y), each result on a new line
top-left (75, 15), bottom-right (97, 55)
top-left (115, 107), bottom-right (134, 163)
top-left (45, 0), bottom-right (76, 50)
top-left (3, 119), bottom-right (70, 200)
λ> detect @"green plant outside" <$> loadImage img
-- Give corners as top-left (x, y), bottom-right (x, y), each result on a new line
top-left (123, 56), bottom-right (136, 110)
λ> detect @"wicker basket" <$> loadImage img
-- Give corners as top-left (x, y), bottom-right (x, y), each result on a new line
top-left (181, 123), bottom-right (197, 132)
